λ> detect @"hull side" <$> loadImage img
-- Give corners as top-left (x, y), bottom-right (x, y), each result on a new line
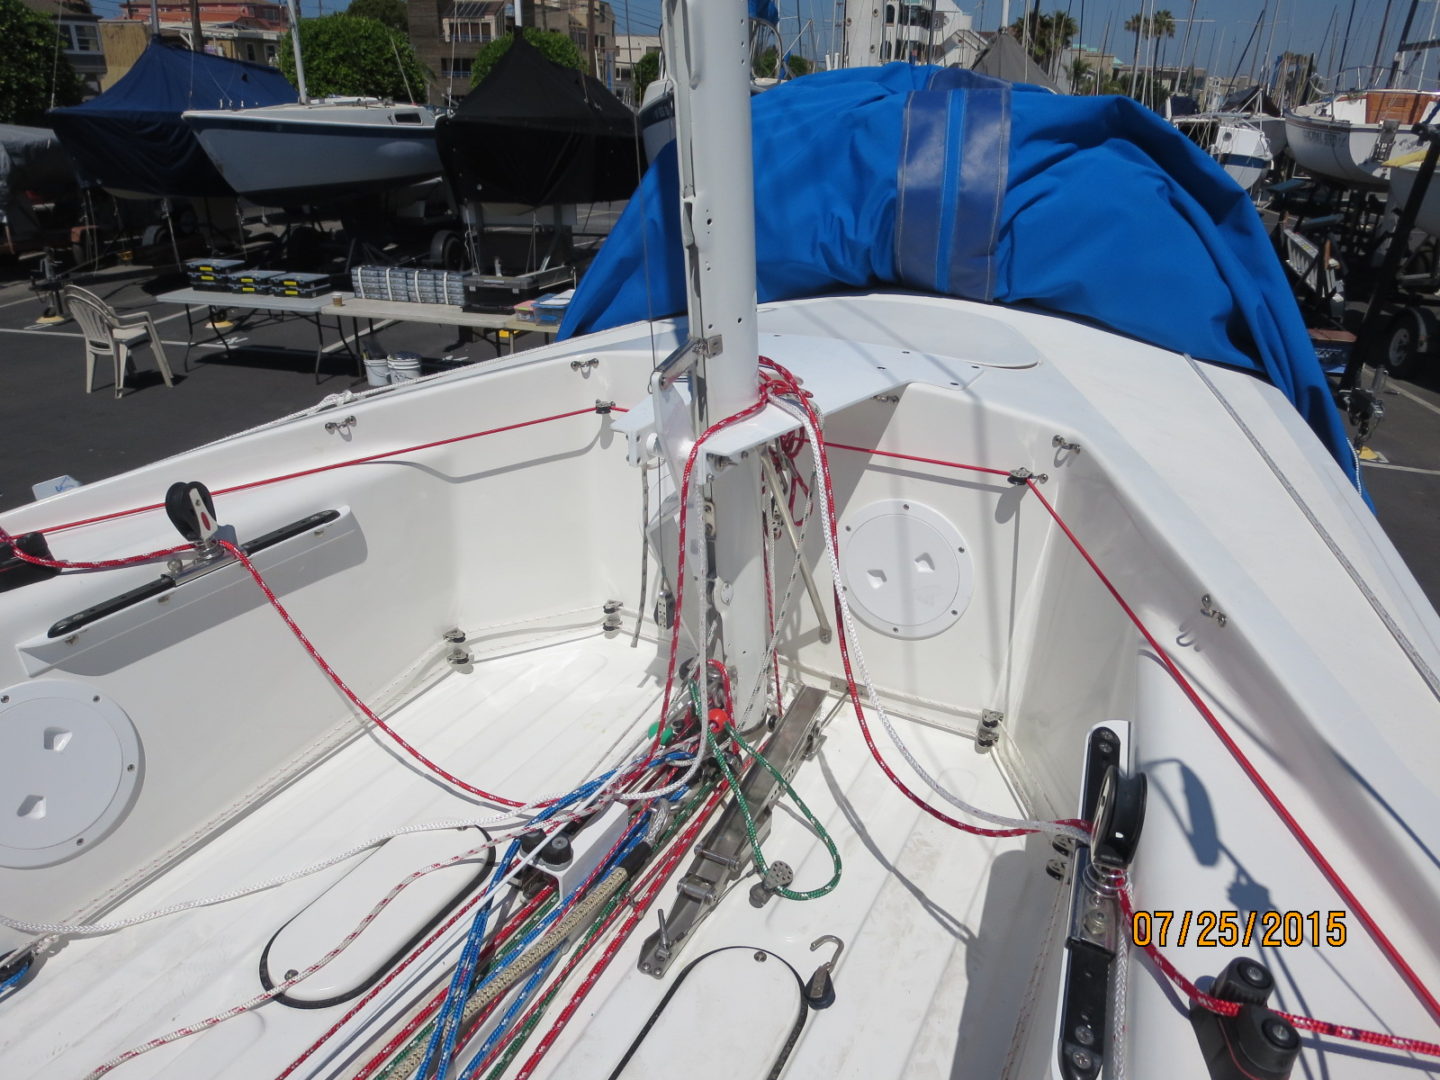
top-left (186, 114), bottom-right (441, 206)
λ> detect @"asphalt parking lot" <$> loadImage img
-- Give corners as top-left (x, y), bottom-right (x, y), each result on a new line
top-left (2, 258), bottom-right (1438, 612)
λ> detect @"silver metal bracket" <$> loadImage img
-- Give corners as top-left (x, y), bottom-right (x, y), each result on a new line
top-left (324, 415), bottom-right (357, 435)
top-left (653, 335), bottom-right (722, 391)
top-left (976, 709), bottom-right (1004, 752)
top-left (1201, 594), bottom-right (1228, 627)
top-left (166, 524), bottom-right (239, 585)
top-left (638, 686), bottom-right (826, 978)
top-left (570, 358), bottom-right (599, 373)
top-left (1051, 434), bottom-right (1081, 454)
top-left (1007, 466), bottom-right (1048, 486)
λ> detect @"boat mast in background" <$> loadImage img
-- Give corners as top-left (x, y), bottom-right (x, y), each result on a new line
top-left (659, 0), bottom-right (768, 726)
top-left (284, 0), bottom-right (309, 103)
top-left (1388, 0), bottom-right (1427, 88)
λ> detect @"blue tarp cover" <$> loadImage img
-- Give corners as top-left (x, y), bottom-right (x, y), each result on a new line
top-left (562, 64), bottom-right (1356, 485)
top-left (50, 39), bottom-right (296, 198)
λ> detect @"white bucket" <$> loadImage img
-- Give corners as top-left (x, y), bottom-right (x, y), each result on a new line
top-left (388, 352), bottom-right (422, 384)
top-left (363, 355), bottom-right (391, 388)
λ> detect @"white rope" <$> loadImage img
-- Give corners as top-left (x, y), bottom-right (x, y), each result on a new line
top-left (773, 393), bottom-right (1089, 843)
top-left (79, 809), bottom-right (580, 1080)
top-left (1111, 916), bottom-right (1130, 1080)
top-left (0, 731), bottom-right (698, 940)
top-left (77, 729), bottom-right (691, 1078)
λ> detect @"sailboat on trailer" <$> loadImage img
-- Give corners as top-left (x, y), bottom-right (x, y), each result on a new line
top-left (181, 0), bottom-right (442, 208)
top-left (3, 3), bottom-right (1440, 1079)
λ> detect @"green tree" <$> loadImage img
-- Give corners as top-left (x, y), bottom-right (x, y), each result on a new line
top-left (1152, 8), bottom-right (1177, 69)
top-left (1124, 10), bottom-right (1151, 95)
top-left (754, 47), bottom-right (812, 79)
top-left (279, 14), bottom-right (426, 101)
top-left (0, 0), bottom-right (85, 125)
top-left (1125, 8), bottom-right (1176, 106)
top-left (471, 29), bottom-right (582, 86)
top-left (633, 50), bottom-right (660, 100)
top-left (1011, 10), bottom-right (1077, 73)
top-left (344, 0), bottom-right (407, 35)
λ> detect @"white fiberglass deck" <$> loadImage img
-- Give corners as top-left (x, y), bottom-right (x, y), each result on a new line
top-left (1, 626), bottom-right (1043, 1080)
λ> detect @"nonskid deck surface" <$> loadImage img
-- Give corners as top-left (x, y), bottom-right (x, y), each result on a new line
top-left (1, 629), bottom-right (1042, 1080)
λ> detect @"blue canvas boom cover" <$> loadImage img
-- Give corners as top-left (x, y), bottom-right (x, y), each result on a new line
top-left (561, 64), bottom-right (1356, 483)
top-left (50, 39), bottom-right (296, 199)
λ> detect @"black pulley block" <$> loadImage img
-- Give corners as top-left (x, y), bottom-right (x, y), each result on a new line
top-left (1092, 764), bottom-right (1147, 867)
top-left (165, 481), bottom-right (218, 543)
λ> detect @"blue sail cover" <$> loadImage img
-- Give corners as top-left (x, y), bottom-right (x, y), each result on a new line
top-left (50, 39), bottom-right (296, 198)
top-left (561, 64), bottom-right (1357, 485)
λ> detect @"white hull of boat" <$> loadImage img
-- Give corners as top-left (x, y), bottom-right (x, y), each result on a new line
top-left (183, 102), bottom-right (442, 207)
top-left (1214, 120), bottom-right (1273, 193)
top-left (1389, 161), bottom-right (1440, 237)
top-left (1285, 90), bottom-right (1440, 188)
top-left (1173, 114), bottom-right (1275, 195)
top-left (2, 292), bottom-right (1439, 1078)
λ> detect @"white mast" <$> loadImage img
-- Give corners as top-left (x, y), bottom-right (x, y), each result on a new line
top-left (842, 0), bottom-right (886, 67)
top-left (285, 0), bottom-right (309, 103)
top-left (661, 0), bottom-right (768, 727)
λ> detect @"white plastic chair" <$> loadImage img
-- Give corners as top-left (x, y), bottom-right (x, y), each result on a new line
top-left (64, 286), bottom-right (175, 399)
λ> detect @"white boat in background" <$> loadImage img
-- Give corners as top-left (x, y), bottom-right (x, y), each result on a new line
top-left (1285, 88), bottom-right (1440, 187)
top-left (183, 0), bottom-right (440, 208)
top-left (183, 99), bottom-right (442, 207)
top-left (5, 3), bottom-right (1440, 1080)
top-left (1389, 156), bottom-right (1440, 237)
top-left (1174, 113), bottom-right (1277, 195)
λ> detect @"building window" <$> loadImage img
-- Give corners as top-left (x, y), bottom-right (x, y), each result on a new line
top-left (66, 23), bottom-right (100, 52)
top-left (443, 18), bottom-right (490, 43)
top-left (245, 43), bottom-right (257, 61)
top-left (442, 57), bottom-right (474, 79)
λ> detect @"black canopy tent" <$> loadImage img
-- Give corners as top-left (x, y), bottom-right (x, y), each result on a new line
top-left (435, 32), bottom-right (641, 208)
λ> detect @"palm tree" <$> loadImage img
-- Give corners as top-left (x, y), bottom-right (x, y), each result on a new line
top-left (1011, 10), bottom-right (1079, 75)
top-left (1149, 9), bottom-right (1177, 103)
top-left (1124, 11), bottom-right (1151, 96)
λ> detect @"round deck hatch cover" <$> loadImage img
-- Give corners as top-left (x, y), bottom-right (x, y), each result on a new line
top-left (839, 500), bottom-right (973, 639)
top-left (0, 682), bottom-right (142, 867)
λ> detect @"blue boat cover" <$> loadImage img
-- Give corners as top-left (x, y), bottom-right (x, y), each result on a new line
top-left (750, 0), bottom-right (779, 24)
top-left (50, 39), bottom-right (296, 198)
top-left (561, 64), bottom-right (1358, 486)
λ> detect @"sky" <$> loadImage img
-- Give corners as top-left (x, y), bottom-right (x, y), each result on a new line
top-left (84, 0), bottom-right (1440, 90)
top-left (610, 0), bottom-right (1440, 88)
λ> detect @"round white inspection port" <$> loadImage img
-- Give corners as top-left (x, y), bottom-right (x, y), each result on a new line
top-left (839, 499), bottom-right (974, 640)
top-left (0, 681), bottom-right (142, 868)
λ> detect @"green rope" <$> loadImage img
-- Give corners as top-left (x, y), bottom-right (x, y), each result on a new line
top-left (695, 684), bottom-right (842, 902)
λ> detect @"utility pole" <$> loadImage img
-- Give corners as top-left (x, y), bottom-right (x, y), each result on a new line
top-left (587, 0), bottom-right (597, 78)
top-left (189, 0), bottom-right (203, 52)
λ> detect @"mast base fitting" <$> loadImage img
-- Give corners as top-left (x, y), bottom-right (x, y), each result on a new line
top-left (1190, 958), bottom-right (1299, 1080)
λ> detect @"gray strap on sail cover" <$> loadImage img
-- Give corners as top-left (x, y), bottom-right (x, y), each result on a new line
top-left (895, 68), bottom-right (1010, 302)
